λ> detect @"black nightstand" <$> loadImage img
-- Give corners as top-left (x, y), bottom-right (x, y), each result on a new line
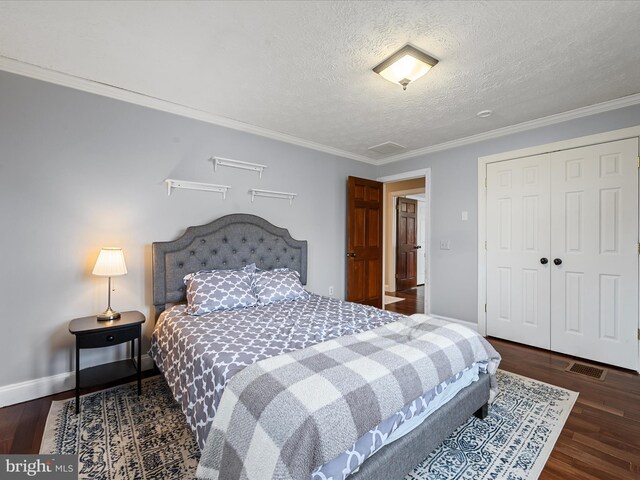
top-left (69, 310), bottom-right (145, 414)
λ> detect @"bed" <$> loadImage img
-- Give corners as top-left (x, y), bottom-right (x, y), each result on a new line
top-left (151, 213), bottom-right (499, 480)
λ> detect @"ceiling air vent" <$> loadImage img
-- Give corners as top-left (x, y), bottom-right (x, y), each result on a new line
top-left (368, 142), bottom-right (407, 155)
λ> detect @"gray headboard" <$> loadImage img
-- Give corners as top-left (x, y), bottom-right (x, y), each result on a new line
top-left (152, 213), bottom-right (308, 319)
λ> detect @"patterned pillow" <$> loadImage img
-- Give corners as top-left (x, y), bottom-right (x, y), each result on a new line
top-left (253, 268), bottom-right (309, 305)
top-left (183, 265), bottom-right (257, 315)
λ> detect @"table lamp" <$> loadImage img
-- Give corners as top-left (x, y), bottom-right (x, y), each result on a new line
top-left (92, 247), bottom-right (128, 320)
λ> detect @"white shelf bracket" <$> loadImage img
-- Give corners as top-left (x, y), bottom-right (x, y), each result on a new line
top-left (165, 179), bottom-right (230, 199)
top-left (249, 188), bottom-right (297, 205)
top-left (212, 157), bottom-right (267, 178)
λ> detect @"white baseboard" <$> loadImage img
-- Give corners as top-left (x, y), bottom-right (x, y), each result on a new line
top-left (429, 314), bottom-right (479, 332)
top-left (0, 354), bottom-right (155, 408)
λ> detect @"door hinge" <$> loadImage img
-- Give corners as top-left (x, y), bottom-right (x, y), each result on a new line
top-left (484, 303), bottom-right (487, 313)
top-left (637, 242), bottom-right (640, 255)
top-left (637, 328), bottom-right (640, 340)
top-left (485, 241), bottom-right (487, 250)
top-left (484, 177), bottom-right (487, 189)
top-left (637, 156), bottom-right (640, 168)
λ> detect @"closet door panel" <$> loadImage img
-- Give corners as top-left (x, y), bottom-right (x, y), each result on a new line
top-left (487, 155), bottom-right (551, 348)
top-left (550, 138), bottom-right (639, 370)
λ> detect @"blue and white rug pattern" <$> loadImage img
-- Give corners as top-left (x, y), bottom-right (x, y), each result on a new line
top-left (406, 370), bottom-right (578, 480)
top-left (41, 370), bottom-right (577, 480)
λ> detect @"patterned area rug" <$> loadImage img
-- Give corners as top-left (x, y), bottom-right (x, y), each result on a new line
top-left (41, 371), bottom-right (577, 480)
top-left (406, 371), bottom-right (577, 480)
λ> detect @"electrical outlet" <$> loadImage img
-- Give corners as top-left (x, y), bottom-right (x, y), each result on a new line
top-left (328, 286), bottom-right (334, 296)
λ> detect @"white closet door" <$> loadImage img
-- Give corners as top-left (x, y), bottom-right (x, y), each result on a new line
top-left (487, 155), bottom-right (551, 348)
top-left (550, 138), bottom-right (639, 370)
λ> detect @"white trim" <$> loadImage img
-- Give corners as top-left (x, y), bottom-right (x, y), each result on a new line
top-left (430, 314), bottom-right (479, 332)
top-left (405, 194), bottom-right (425, 201)
top-left (378, 169), bottom-right (431, 314)
top-left (390, 193), bottom-right (397, 292)
top-left (477, 157), bottom-right (488, 336)
top-left (0, 56), bottom-right (375, 165)
top-left (377, 169), bottom-right (430, 183)
top-left (478, 125), bottom-right (640, 163)
top-left (477, 125), bottom-right (640, 338)
top-left (0, 372), bottom-right (74, 408)
top-left (0, 355), bottom-right (155, 407)
top-left (378, 94), bottom-right (640, 164)
top-left (3, 56), bottom-right (640, 168)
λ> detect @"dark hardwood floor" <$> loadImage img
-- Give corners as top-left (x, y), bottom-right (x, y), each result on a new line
top-left (494, 338), bottom-right (640, 479)
top-left (2, 290), bottom-right (639, 479)
top-left (388, 286), bottom-right (640, 479)
top-left (0, 370), bottom-right (159, 456)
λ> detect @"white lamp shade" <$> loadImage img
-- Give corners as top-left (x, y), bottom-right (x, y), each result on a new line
top-left (92, 247), bottom-right (128, 277)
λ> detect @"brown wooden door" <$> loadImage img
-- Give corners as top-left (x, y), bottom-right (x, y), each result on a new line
top-left (396, 197), bottom-right (418, 291)
top-left (346, 176), bottom-right (383, 308)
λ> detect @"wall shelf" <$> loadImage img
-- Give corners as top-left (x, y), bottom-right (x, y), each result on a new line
top-left (249, 188), bottom-right (297, 205)
top-left (165, 179), bottom-right (230, 199)
top-left (212, 157), bottom-right (267, 178)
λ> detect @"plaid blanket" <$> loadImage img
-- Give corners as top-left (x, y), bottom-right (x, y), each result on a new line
top-left (196, 315), bottom-right (501, 480)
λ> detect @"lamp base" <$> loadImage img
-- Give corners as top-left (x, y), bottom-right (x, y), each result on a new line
top-left (97, 307), bottom-right (121, 321)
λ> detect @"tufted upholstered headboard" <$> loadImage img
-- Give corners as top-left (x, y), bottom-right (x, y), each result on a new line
top-left (152, 213), bottom-right (308, 319)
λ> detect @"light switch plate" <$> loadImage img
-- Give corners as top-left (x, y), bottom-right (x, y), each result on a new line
top-left (461, 211), bottom-right (468, 221)
top-left (440, 240), bottom-right (451, 250)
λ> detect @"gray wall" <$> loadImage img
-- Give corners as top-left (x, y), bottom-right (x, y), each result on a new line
top-left (376, 103), bottom-right (640, 323)
top-left (2, 67), bottom-right (639, 390)
top-left (0, 70), bottom-right (374, 388)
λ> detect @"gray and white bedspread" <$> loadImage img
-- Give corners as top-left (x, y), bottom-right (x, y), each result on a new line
top-left (196, 315), bottom-right (501, 480)
top-left (149, 294), bottom-right (402, 449)
top-left (313, 363), bottom-right (481, 480)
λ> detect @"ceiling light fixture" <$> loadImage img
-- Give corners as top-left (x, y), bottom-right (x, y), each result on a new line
top-left (477, 109), bottom-right (493, 118)
top-left (373, 44), bottom-right (439, 91)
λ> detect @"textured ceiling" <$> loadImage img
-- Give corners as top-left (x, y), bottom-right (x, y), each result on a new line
top-left (1, 1), bottom-right (640, 163)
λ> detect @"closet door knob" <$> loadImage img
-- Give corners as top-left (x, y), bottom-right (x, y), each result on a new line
top-left (540, 258), bottom-right (548, 265)
top-left (553, 258), bottom-right (562, 266)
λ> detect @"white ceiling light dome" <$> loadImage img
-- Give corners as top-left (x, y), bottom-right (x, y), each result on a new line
top-left (373, 44), bottom-right (439, 91)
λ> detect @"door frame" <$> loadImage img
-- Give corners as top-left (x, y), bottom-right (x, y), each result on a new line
top-left (378, 168), bottom-right (431, 314)
top-left (406, 194), bottom-right (427, 286)
top-left (395, 196), bottom-right (420, 291)
top-left (477, 125), bottom-right (640, 342)
top-left (388, 189), bottom-right (425, 292)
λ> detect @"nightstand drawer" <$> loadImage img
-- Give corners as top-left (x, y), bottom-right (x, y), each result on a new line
top-left (78, 326), bottom-right (138, 348)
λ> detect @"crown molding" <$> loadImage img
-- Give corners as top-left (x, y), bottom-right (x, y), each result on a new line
top-left (2, 55), bottom-right (639, 168)
top-left (0, 55), bottom-right (376, 165)
top-left (376, 92), bottom-right (640, 165)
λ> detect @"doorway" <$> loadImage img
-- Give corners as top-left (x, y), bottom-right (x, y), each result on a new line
top-left (378, 169), bottom-right (431, 314)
